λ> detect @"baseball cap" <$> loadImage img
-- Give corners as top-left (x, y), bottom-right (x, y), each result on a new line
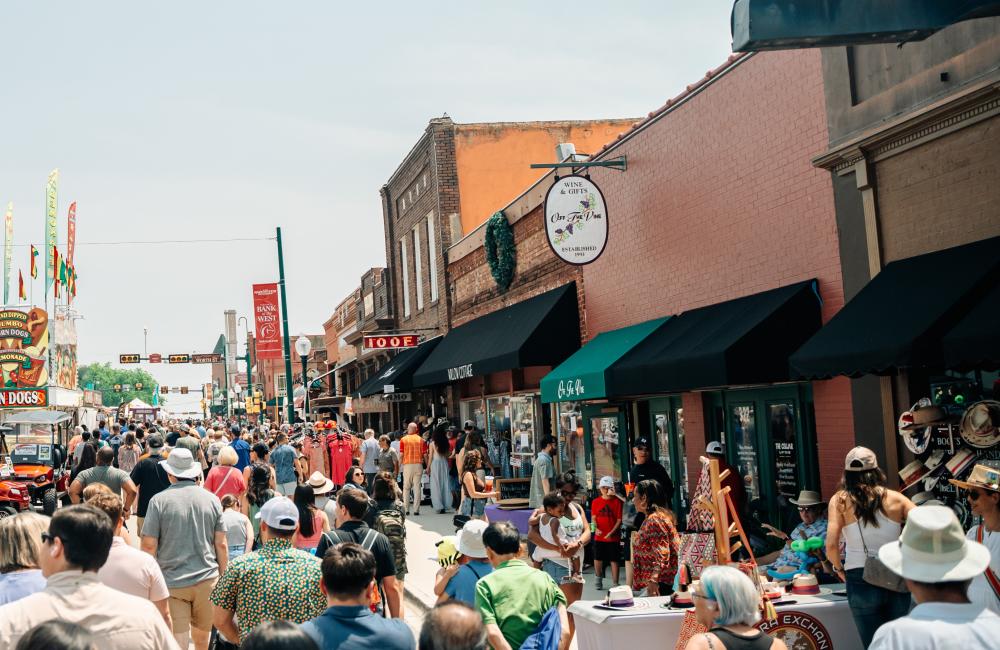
top-left (254, 497), bottom-right (299, 531)
top-left (598, 476), bottom-right (615, 489)
top-left (706, 441), bottom-right (724, 455)
top-left (845, 446), bottom-right (879, 472)
top-left (463, 420), bottom-right (475, 430)
top-left (633, 436), bottom-right (651, 449)
top-left (146, 433), bottom-right (164, 449)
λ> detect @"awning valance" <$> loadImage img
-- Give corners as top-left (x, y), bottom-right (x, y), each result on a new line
top-left (353, 337), bottom-right (442, 397)
top-left (791, 237), bottom-right (1000, 379)
top-left (608, 280), bottom-right (822, 395)
top-left (413, 283), bottom-right (580, 387)
top-left (540, 317), bottom-right (671, 404)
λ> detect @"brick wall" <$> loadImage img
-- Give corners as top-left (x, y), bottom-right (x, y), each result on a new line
top-left (876, 116), bottom-right (1000, 263)
top-left (580, 49), bottom-right (852, 500)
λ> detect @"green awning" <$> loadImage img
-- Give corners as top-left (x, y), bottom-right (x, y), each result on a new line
top-left (540, 316), bottom-right (671, 404)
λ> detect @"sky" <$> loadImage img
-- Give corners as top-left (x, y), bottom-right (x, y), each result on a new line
top-left (0, 1), bottom-right (735, 411)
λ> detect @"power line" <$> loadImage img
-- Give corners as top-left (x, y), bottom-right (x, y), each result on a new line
top-left (8, 237), bottom-right (274, 247)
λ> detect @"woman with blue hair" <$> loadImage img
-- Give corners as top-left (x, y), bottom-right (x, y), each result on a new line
top-left (685, 565), bottom-right (787, 650)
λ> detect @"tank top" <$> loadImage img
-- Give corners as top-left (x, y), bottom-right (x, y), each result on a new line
top-left (842, 509), bottom-right (902, 570)
top-left (294, 510), bottom-right (325, 551)
top-left (707, 628), bottom-right (773, 650)
top-left (533, 503), bottom-right (586, 567)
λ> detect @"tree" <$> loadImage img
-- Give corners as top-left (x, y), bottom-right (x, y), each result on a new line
top-left (77, 363), bottom-right (161, 407)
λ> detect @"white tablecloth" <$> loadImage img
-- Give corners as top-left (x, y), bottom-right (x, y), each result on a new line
top-left (570, 592), bottom-right (863, 650)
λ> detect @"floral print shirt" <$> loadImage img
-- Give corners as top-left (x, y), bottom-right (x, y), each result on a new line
top-left (631, 508), bottom-right (681, 591)
top-left (210, 537), bottom-right (325, 641)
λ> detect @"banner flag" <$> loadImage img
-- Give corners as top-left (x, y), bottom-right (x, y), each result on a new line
top-left (66, 202), bottom-right (76, 265)
top-left (53, 246), bottom-right (60, 299)
top-left (45, 169), bottom-right (58, 294)
top-left (3, 202), bottom-right (12, 305)
top-left (18, 270), bottom-right (25, 301)
top-left (252, 283), bottom-right (282, 359)
top-left (30, 245), bottom-right (38, 278)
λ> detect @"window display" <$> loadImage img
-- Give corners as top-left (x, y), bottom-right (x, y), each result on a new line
top-left (590, 415), bottom-right (622, 483)
top-left (557, 401), bottom-right (586, 481)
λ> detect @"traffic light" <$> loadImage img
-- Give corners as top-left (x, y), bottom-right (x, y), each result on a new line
top-left (135, 382), bottom-right (143, 391)
top-left (113, 384), bottom-right (122, 392)
top-left (160, 386), bottom-right (169, 394)
top-left (181, 386), bottom-right (189, 395)
top-left (119, 354), bottom-right (141, 364)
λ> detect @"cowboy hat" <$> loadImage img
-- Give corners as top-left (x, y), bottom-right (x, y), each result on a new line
top-left (960, 401), bottom-right (1000, 449)
top-left (306, 471), bottom-right (334, 495)
top-left (788, 490), bottom-right (825, 507)
top-left (159, 448), bottom-right (203, 480)
top-left (901, 404), bottom-right (956, 430)
top-left (878, 505), bottom-right (990, 583)
top-left (948, 463), bottom-right (1000, 492)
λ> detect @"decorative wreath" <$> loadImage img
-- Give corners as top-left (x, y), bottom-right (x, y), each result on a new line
top-left (484, 210), bottom-right (516, 293)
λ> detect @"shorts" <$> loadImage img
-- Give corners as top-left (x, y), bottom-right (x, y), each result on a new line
top-left (459, 497), bottom-right (486, 517)
top-left (542, 558), bottom-right (583, 584)
top-left (168, 577), bottom-right (217, 633)
top-left (276, 481), bottom-right (297, 496)
top-left (594, 540), bottom-right (622, 563)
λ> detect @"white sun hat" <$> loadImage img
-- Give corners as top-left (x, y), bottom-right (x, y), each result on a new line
top-left (878, 505), bottom-right (990, 583)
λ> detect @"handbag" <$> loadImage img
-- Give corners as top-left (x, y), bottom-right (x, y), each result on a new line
top-left (857, 519), bottom-right (908, 593)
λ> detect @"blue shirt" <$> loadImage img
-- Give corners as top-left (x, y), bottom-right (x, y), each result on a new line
top-left (196, 426), bottom-right (207, 439)
top-left (444, 559), bottom-right (493, 605)
top-left (301, 605), bottom-right (414, 650)
top-left (99, 427), bottom-right (111, 441)
top-left (230, 439), bottom-right (251, 472)
top-left (270, 444), bottom-right (298, 484)
top-left (768, 517), bottom-right (829, 569)
top-left (0, 569), bottom-right (46, 606)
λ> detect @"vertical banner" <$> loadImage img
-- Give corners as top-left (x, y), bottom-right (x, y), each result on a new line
top-left (66, 202), bottom-right (76, 265)
top-left (252, 283), bottom-right (282, 359)
top-left (45, 169), bottom-right (59, 294)
top-left (30, 245), bottom-right (38, 279)
top-left (3, 203), bottom-right (12, 305)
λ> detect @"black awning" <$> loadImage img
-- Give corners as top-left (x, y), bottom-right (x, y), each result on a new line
top-left (354, 337), bottom-right (442, 397)
top-left (791, 236), bottom-right (1000, 379)
top-left (943, 281), bottom-right (1000, 371)
top-left (412, 283), bottom-right (580, 387)
top-left (606, 280), bottom-right (822, 396)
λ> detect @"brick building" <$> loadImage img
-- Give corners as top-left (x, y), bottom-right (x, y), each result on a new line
top-left (536, 49), bottom-right (852, 523)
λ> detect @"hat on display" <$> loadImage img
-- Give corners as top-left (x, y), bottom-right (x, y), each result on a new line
top-left (844, 446), bottom-right (878, 472)
top-left (948, 463), bottom-right (1000, 492)
top-left (255, 497), bottom-right (299, 531)
top-left (912, 491), bottom-right (945, 506)
top-left (633, 437), bottom-right (651, 449)
top-left (159, 448), bottom-right (203, 480)
top-left (436, 536), bottom-right (460, 567)
top-left (899, 460), bottom-right (930, 491)
top-left (306, 471), bottom-right (334, 495)
top-left (598, 476), bottom-right (615, 489)
top-left (960, 401), bottom-right (1000, 449)
top-left (705, 441), bottom-right (724, 455)
top-left (788, 490), bottom-right (825, 507)
top-left (878, 505), bottom-right (990, 583)
top-left (897, 410), bottom-right (931, 455)
top-left (901, 403), bottom-right (955, 430)
top-left (456, 520), bottom-right (488, 559)
top-left (946, 448), bottom-right (978, 478)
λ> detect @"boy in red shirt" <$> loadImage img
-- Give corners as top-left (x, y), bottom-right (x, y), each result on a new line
top-left (591, 475), bottom-right (624, 590)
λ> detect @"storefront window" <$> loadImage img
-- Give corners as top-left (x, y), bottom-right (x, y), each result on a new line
top-left (769, 403), bottom-right (799, 500)
top-left (676, 406), bottom-right (689, 511)
top-left (732, 403), bottom-right (760, 503)
top-left (556, 401), bottom-right (586, 480)
top-left (654, 413), bottom-right (671, 477)
top-left (590, 416), bottom-right (622, 483)
top-left (460, 399), bottom-right (486, 432)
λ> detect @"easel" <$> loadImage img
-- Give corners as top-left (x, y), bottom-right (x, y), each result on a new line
top-left (693, 457), bottom-right (776, 621)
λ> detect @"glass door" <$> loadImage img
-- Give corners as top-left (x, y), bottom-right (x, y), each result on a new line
top-left (648, 397), bottom-right (690, 521)
top-left (581, 405), bottom-right (627, 494)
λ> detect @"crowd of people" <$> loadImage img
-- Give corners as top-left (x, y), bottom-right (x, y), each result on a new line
top-left (1, 411), bottom-right (999, 650)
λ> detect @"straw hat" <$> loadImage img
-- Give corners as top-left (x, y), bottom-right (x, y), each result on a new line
top-left (306, 471), bottom-right (334, 495)
top-left (878, 505), bottom-right (990, 583)
top-left (901, 404), bottom-right (955, 430)
top-left (960, 401), bottom-right (1000, 449)
top-left (948, 463), bottom-right (1000, 492)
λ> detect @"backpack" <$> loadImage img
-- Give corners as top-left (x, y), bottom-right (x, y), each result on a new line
top-left (519, 606), bottom-right (562, 650)
top-left (320, 528), bottom-right (386, 616)
top-left (374, 505), bottom-right (407, 576)
top-left (108, 436), bottom-right (123, 467)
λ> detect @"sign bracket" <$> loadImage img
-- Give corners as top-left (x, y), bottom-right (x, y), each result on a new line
top-left (530, 155), bottom-right (627, 174)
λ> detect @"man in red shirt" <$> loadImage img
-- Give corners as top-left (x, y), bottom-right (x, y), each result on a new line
top-left (591, 475), bottom-right (624, 590)
top-left (399, 423), bottom-right (427, 516)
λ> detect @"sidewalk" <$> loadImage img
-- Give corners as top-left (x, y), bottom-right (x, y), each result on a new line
top-left (403, 511), bottom-right (606, 612)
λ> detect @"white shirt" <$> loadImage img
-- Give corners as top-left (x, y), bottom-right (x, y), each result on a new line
top-left (98, 536), bottom-right (170, 602)
top-left (966, 524), bottom-right (1000, 614)
top-left (870, 602), bottom-right (1000, 650)
top-left (0, 570), bottom-right (178, 650)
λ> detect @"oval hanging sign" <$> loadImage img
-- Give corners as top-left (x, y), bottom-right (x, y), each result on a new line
top-left (544, 175), bottom-right (608, 265)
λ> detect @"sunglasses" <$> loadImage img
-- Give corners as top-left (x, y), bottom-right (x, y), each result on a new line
top-left (797, 506), bottom-right (817, 513)
top-left (635, 447), bottom-right (650, 452)
top-left (41, 532), bottom-right (57, 545)
top-left (967, 490), bottom-right (984, 501)
top-left (691, 592), bottom-right (713, 601)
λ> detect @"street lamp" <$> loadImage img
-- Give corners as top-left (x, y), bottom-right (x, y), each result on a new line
top-left (234, 383), bottom-right (242, 423)
top-left (294, 335), bottom-right (312, 423)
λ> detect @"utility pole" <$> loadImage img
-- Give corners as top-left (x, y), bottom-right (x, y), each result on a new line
top-left (276, 227), bottom-right (295, 424)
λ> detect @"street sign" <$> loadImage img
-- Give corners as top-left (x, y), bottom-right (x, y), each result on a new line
top-left (149, 353), bottom-right (162, 363)
top-left (168, 354), bottom-right (190, 364)
top-left (119, 354), bottom-right (141, 364)
top-left (383, 392), bottom-right (412, 402)
top-left (384, 384), bottom-right (395, 394)
top-left (363, 334), bottom-right (419, 350)
top-left (191, 353), bottom-right (222, 364)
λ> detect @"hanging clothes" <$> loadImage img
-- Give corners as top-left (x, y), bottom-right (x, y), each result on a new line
top-left (328, 432), bottom-right (356, 487)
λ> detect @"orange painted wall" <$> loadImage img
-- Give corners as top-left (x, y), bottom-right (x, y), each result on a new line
top-left (453, 120), bottom-right (636, 235)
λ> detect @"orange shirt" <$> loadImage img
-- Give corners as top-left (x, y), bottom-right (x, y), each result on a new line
top-left (399, 434), bottom-right (427, 465)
